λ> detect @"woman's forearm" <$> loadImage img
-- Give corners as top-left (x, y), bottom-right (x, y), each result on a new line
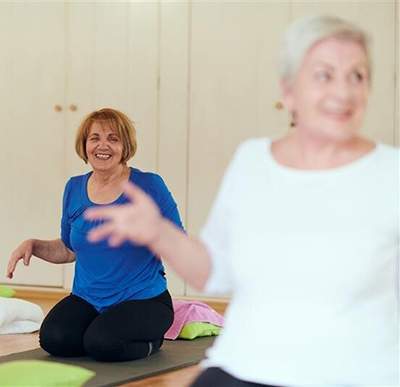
top-left (84, 182), bottom-right (212, 290)
top-left (32, 238), bottom-right (75, 264)
top-left (149, 219), bottom-right (211, 291)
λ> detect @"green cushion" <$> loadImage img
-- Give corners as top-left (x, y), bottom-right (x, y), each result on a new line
top-left (0, 285), bottom-right (15, 298)
top-left (178, 322), bottom-right (222, 340)
top-left (0, 360), bottom-right (95, 386)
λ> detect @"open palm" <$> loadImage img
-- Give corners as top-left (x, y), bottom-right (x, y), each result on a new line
top-left (85, 182), bottom-right (162, 247)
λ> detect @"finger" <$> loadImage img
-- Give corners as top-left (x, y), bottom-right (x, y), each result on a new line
top-left (108, 234), bottom-right (126, 247)
top-left (7, 257), bottom-right (19, 279)
top-left (122, 182), bottom-right (149, 203)
top-left (87, 223), bottom-right (115, 243)
top-left (84, 205), bottom-right (123, 221)
top-left (23, 251), bottom-right (31, 266)
top-left (6, 264), bottom-right (13, 279)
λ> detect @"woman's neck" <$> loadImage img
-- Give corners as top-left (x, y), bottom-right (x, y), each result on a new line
top-left (91, 164), bottom-right (129, 187)
top-left (295, 131), bottom-right (356, 157)
top-left (272, 131), bottom-right (375, 170)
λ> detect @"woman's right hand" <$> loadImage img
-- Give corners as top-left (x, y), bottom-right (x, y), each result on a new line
top-left (84, 182), bottom-right (163, 248)
top-left (7, 239), bottom-right (34, 279)
top-left (85, 182), bottom-right (211, 290)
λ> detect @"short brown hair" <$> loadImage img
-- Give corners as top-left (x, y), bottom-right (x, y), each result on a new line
top-left (75, 108), bottom-right (137, 165)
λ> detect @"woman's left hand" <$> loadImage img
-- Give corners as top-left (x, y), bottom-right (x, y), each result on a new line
top-left (84, 182), bottom-right (163, 247)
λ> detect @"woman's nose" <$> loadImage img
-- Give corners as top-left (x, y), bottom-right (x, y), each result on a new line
top-left (98, 139), bottom-right (109, 148)
top-left (331, 79), bottom-right (352, 102)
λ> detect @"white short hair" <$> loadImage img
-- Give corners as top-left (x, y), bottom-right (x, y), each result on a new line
top-left (279, 14), bottom-right (372, 85)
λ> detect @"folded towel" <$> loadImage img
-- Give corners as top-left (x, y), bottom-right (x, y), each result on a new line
top-left (165, 300), bottom-right (225, 340)
top-left (0, 297), bottom-right (44, 334)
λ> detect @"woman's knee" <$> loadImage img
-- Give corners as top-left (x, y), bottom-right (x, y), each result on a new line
top-left (83, 328), bottom-right (163, 362)
top-left (39, 295), bottom-right (98, 357)
top-left (83, 329), bottom-right (122, 361)
top-left (39, 320), bottom-right (86, 357)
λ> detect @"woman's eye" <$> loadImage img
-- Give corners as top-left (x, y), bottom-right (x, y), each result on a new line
top-left (349, 72), bottom-right (364, 83)
top-left (315, 71), bottom-right (330, 82)
top-left (109, 137), bottom-right (119, 143)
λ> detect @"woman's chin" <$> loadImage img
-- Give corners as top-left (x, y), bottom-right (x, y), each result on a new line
top-left (90, 161), bottom-right (117, 173)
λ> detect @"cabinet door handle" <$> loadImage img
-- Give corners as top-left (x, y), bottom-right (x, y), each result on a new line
top-left (54, 105), bottom-right (62, 112)
top-left (69, 104), bottom-right (77, 111)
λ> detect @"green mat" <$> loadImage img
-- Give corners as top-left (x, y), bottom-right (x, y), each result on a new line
top-left (0, 337), bottom-right (215, 387)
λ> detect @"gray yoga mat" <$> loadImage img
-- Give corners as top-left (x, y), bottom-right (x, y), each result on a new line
top-left (0, 337), bottom-right (215, 386)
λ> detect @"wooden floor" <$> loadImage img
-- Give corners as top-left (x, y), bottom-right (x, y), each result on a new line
top-left (0, 290), bottom-right (227, 386)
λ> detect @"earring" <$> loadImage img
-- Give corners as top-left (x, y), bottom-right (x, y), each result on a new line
top-left (290, 112), bottom-right (297, 128)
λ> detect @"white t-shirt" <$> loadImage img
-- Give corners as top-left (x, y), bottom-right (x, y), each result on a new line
top-left (200, 138), bottom-right (400, 386)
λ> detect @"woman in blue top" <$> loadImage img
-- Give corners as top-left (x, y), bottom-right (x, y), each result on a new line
top-left (7, 108), bottom-right (183, 362)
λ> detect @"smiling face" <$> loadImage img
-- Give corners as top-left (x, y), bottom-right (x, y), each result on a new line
top-left (282, 37), bottom-right (370, 143)
top-left (85, 121), bottom-right (124, 173)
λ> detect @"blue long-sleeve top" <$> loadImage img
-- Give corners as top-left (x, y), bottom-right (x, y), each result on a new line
top-left (61, 167), bottom-right (184, 312)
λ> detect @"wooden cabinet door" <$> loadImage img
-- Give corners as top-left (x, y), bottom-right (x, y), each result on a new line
top-left (158, 1), bottom-right (190, 296)
top-left (0, 1), bottom-right (66, 286)
top-left (186, 1), bottom-right (290, 296)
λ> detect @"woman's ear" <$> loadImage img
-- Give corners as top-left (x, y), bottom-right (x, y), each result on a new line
top-left (280, 78), bottom-right (294, 113)
top-left (280, 78), bottom-right (298, 128)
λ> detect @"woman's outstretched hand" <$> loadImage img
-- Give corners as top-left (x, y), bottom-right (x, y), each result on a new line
top-left (86, 181), bottom-right (211, 290)
top-left (85, 182), bottom-right (162, 247)
top-left (7, 239), bottom-right (34, 279)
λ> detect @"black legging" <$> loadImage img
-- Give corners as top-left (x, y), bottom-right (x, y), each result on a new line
top-left (39, 290), bottom-right (174, 362)
top-left (191, 368), bottom-right (284, 387)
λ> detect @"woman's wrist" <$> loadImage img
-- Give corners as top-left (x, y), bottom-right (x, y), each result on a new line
top-left (148, 217), bottom-right (187, 257)
top-left (29, 238), bottom-right (37, 250)
top-left (148, 218), bottom-right (169, 253)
